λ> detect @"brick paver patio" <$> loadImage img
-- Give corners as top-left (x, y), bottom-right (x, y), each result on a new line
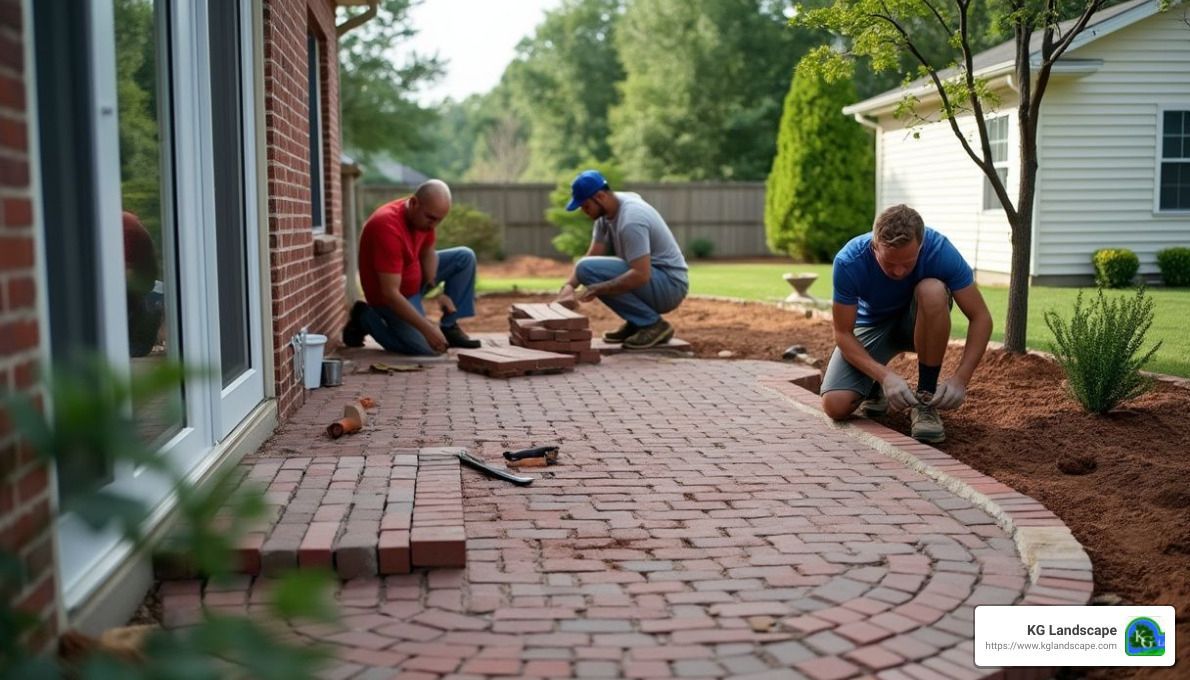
top-left (159, 349), bottom-right (1091, 680)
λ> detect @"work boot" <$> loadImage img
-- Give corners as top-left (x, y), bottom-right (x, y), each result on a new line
top-left (442, 324), bottom-right (481, 349)
top-left (910, 391), bottom-right (945, 443)
top-left (860, 384), bottom-right (888, 417)
top-left (602, 321), bottom-right (638, 343)
top-left (623, 319), bottom-right (674, 350)
top-left (342, 301), bottom-right (368, 348)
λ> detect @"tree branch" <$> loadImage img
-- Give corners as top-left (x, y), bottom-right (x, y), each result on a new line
top-left (869, 8), bottom-right (994, 179)
top-left (918, 0), bottom-right (953, 36)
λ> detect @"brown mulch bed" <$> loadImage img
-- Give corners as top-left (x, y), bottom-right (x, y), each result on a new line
top-left (470, 293), bottom-right (1188, 679)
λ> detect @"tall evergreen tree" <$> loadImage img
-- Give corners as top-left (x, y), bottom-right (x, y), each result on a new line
top-left (765, 63), bottom-right (873, 262)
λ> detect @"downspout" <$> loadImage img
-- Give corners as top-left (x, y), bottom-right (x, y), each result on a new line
top-left (852, 113), bottom-right (882, 217)
top-left (336, 0), bottom-right (378, 37)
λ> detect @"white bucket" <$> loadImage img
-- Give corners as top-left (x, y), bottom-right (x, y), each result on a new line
top-left (302, 333), bottom-right (328, 389)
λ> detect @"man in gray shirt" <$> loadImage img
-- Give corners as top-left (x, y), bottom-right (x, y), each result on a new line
top-left (556, 170), bottom-right (689, 349)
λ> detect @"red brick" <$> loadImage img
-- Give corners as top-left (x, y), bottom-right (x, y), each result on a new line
top-left (1, 197), bottom-right (31, 227)
top-left (410, 526), bottom-right (465, 568)
top-left (15, 463), bottom-right (46, 503)
top-left (378, 529), bottom-right (410, 575)
top-left (298, 521), bottom-right (337, 568)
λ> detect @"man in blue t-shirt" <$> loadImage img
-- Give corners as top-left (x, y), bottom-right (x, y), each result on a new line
top-left (821, 204), bottom-right (993, 443)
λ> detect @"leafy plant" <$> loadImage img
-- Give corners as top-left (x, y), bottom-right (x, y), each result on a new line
top-left (547, 161), bottom-right (624, 259)
top-left (1044, 288), bottom-right (1163, 414)
top-left (1156, 247), bottom-right (1190, 287)
top-left (2, 358), bottom-right (334, 678)
top-left (437, 203), bottom-right (504, 261)
top-left (689, 238), bottom-right (714, 260)
top-left (1092, 248), bottom-right (1139, 289)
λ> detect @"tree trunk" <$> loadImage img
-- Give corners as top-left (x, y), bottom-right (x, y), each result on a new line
top-left (1004, 207), bottom-right (1032, 353)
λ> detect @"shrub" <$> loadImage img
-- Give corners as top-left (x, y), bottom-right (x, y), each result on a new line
top-left (689, 238), bottom-right (714, 259)
top-left (1156, 246), bottom-right (1190, 287)
top-left (1044, 287), bottom-right (1163, 414)
top-left (2, 359), bottom-right (335, 676)
top-left (765, 61), bottom-right (873, 263)
top-left (1092, 248), bottom-right (1139, 288)
top-left (547, 161), bottom-right (625, 259)
top-left (437, 203), bottom-right (503, 261)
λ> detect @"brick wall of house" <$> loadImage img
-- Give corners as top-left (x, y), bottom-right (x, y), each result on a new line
top-left (0, 0), bottom-right (56, 651)
top-left (263, 0), bottom-right (344, 419)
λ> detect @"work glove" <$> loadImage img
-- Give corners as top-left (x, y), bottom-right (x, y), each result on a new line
top-left (931, 377), bottom-right (967, 410)
top-left (881, 373), bottom-right (919, 411)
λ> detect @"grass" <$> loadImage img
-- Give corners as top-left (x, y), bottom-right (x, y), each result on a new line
top-left (478, 261), bottom-right (1190, 377)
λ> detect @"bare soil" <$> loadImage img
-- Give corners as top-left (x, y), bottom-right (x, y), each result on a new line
top-left (470, 293), bottom-right (1189, 679)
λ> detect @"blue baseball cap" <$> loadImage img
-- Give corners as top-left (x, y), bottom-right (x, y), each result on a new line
top-left (566, 170), bottom-right (609, 211)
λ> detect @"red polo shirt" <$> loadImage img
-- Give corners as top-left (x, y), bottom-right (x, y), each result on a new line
top-left (358, 198), bottom-right (436, 304)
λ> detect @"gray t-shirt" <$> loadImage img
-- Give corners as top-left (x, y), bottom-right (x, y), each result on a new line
top-left (592, 192), bottom-right (688, 282)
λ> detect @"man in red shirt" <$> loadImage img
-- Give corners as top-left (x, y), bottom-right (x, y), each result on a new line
top-left (343, 180), bottom-right (481, 354)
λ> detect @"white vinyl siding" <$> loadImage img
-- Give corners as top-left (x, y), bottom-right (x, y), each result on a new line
top-left (875, 108), bottom-right (1016, 276)
top-left (1035, 9), bottom-right (1190, 278)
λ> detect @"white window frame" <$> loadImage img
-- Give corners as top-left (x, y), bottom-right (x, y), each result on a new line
top-left (52, 0), bottom-right (264, 610)
top-left (1154, 104), bottom-right (1190, 215)
top-left (196, 0), bottom-right (265, 438)
top-left (981, 115), bottom-right (1011, 212)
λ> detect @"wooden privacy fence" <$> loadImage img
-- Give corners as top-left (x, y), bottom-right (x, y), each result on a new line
top-left (358, 182), bottom-right (771, 259)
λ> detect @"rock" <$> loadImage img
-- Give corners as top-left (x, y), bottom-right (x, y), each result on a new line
top-left (1090, 593), bottom-right (1125, 606)
top-left (748, 615), bottom-right (777, 632)
top-left (717, 350), bottom-right (734, 358)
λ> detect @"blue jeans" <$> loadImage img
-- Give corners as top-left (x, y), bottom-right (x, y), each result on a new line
top-left (575, 256), bottom-right (688, 326)
top-left (358, 246), bottom-right (477, 356)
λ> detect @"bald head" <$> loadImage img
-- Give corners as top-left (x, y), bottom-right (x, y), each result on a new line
top-left (407, 179), bottom-right (452, 232)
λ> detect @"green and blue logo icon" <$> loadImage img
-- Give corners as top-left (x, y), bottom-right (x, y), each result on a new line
top-left (1124, 617), bottom-right (1166, 657)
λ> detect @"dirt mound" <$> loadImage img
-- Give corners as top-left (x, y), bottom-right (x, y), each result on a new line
top-left (478, 255), bottom-right (572, 279)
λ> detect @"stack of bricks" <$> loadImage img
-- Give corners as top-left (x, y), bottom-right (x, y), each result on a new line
top-left (508, 302), bottom-right (601, 364)
top-left (377, 454), bottom-right (416, 575)
top-left (457, 345), bottom-right (576, 378)
top-left (159, 449), bottom-right (467, 580)
top-left (409, 450), bottom-right (466, 568)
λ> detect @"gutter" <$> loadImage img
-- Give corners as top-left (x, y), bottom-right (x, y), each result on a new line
top-left (336, 0), bottom-right (378, 37)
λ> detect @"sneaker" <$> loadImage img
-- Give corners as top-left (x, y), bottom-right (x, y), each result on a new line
top-left (442, 324), bottom-right (481, 349)
top-left (860, 384), bottom-right (888, 417)
top-left (910, 391), bottom-right (945, 443)
top-left (602, 321), bottom-right (638, 343)
top-left (623, 320), bottom-right (675, 350)
top-left (342, 301), bottom-right (368, 348)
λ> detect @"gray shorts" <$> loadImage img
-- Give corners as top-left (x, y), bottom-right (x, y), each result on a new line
top-left (819, 301), bottom-right (920, 398)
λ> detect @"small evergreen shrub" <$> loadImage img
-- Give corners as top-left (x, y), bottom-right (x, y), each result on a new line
top-left (689, 238), bottom-right (714, 259)
top-left (1044, 287), bottom-right (1163, 414)
top-left (1092, 248), bottom-right (1139, 288)
top-left (1156, 246), bottom-right (1190, 287)
top-left (437, 203), bottom-right (504, 261)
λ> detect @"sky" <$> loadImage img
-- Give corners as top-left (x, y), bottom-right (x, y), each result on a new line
top-left (398, 0), bottom-right (563, 106)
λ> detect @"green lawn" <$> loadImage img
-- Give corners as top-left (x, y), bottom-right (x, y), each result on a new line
top-left (478, 262), bottom-right (1190, 377)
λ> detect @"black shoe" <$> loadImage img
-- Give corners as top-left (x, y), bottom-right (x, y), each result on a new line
top-left (601, 321), bottom-right (638, 343)
top-left (342, 301), bottom-right (367, 348)
top-left (623, 319), bottom-right (675, 350)
top-left (442, 324), bottom-right (481, 349)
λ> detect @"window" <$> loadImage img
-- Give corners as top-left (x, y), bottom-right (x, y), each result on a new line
top-left (982, 116), bottom-right (1009, 211)
top-left (308, 30), bottom-right (325, 231)
top-left (1159, 109), bottom-right (1190, 211)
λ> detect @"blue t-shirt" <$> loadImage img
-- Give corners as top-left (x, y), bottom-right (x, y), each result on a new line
top-left (832, 228), bottom-right (974, 326)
